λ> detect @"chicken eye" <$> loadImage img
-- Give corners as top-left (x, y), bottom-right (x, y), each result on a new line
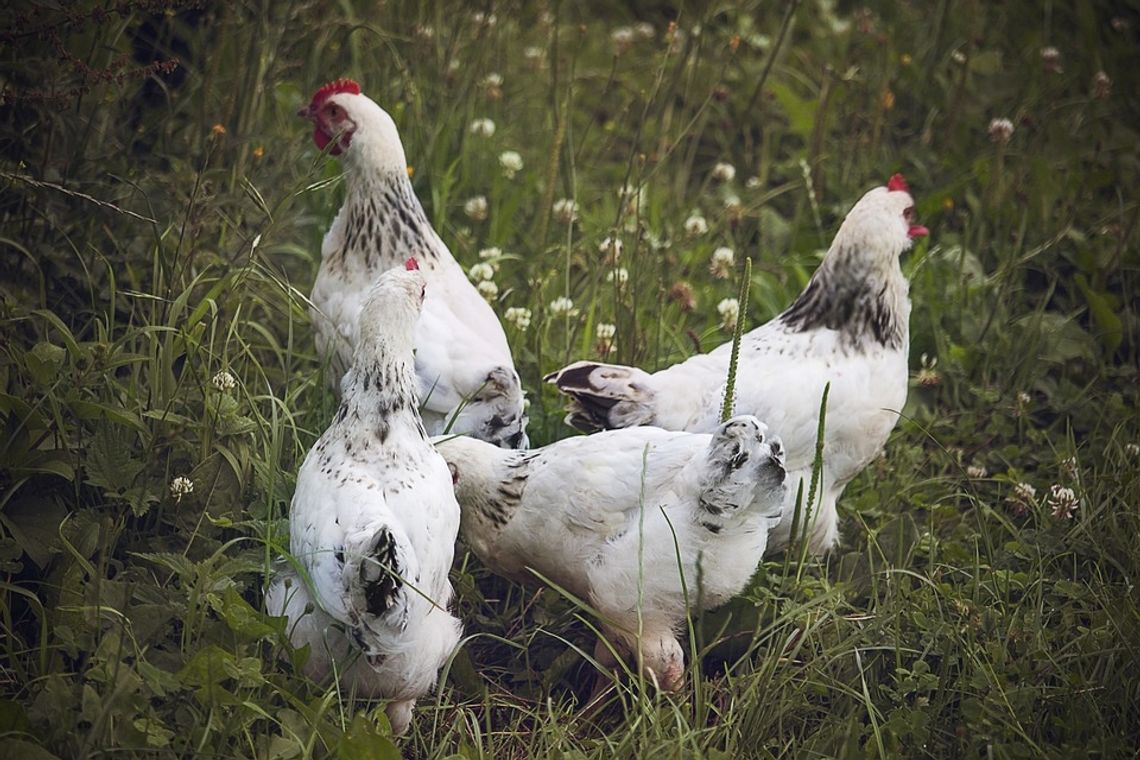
top-left (903, 206), bottom-right (915, 223)
top-left (324, 104), bottom-right (341, 119)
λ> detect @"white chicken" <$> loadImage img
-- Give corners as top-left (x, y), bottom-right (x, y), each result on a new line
top-left (265, 260), bottom-right (462, 736)
top-left (299, 78), bottom-right (528, 448)
top-left (436, 415), bottom-right (786, 691)
top-left (545, 175), bottom-right (928, 555)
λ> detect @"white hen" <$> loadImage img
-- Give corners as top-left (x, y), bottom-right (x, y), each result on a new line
top-left (546, 175), bottom-right (928, 555)
top-left (265, 260), bottom-right (462, 736)
top-left (300, 78), bottom-right (528, 448)
top-left (436, 416), bottom-right (786, 691)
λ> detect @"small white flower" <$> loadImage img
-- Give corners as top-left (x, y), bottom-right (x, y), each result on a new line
top-left (1016, 391), bottom-right (1031, 407)
top-left (606, 267), bottom-right (629, 286)
top-left (634, 22), bottom-right (655, 40)
top-left (1125, 443), bottom-right (1140, 458)
top-left (211, 370), bottom-right (236, 393)
top-left (468, 262), bottom-right (495, 282)
top-left (1013, 481), bottom-right (1036, 502)
top-left (549, 296), bottom-right (578, 317)
top-left (414, 25), bottom-right (435, 40)
top-left (1091, 70), bottom-right (1112, 100)
top-left (1006, 481), bottom-right (1037, 516)
top-left (476, 280), bottom-right (499, 301)
top-left (499, 150), bottom-right (523, 178)
top-left (951, 49), bottom-right (966, 65)
top-left (464, 195), bottom-right (488, 221)
top-left (711, 162), bottom-right (736, 182)
top-left (479, 246), bottom-right (503, 261)
top-left (988, 117), bottom-right (1015, 145)
top-left (599, 236), bottom-right (623, 259)
top-left (170, 476), bottom-right (194, 502)
top-left (1060, 456), bottom-right (1079, 481)
top-left (504, 306), bottom-right (532, 331)
top-left (553, 198), bottom-right (579, 224)
top-left (611, 26), bottom-right (635, 54)
top-left (619, 183), bottom-right (645, 215)
top-left (469, 118), bottom-right (496, 138)
top-left (684, 212), bottom-right (708, 236)
top-left (1047, 484), bottom-right (1079, 520)
top-left (717, 297), bottom-right (740, 331)
top-left (596, 323), bottom-right (616, 340)
top-left (745, 175), bottom-right (762, 189)
top-left (966, 465), bottom-right (988, 479)
top-left (917, 354), bottom-right (940, 388)
top-left (524, 46), bottom-right (545, 68)
top-left (1040, 46), bottom-right (1062, 74)
top-left (723, 194), bottom-right (743, 213)
top-left (472, 11), bottom-right (496, 26)
top-left (482, 72), bottom-right (504, 88)
top-left (709, 246), bottom-right (735, 278)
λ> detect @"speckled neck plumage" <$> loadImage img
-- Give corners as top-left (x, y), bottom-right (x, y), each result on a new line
top-left (779, 242), bottom-right (909, 351)
top-left (336, 353), bottom-right (426, 446)
top-left (334, 171), bottom-right (441, 269)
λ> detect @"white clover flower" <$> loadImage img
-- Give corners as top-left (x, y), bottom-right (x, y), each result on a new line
top-left (1126, 443), bottom-right (1140, 458)
top-left (549, 296), bottom-right (578, 317)
top-left (499, 150), bottom-right (523, 178)
top-left (709, 246), bottom-right (735, 279)
top-left (634, 21), bottom-right (655, 40)
top-left (951, 49), bottom-right (966, 64)
top-left (917, 354), bottom-right (940, 388)
top-left (1061, 456), bottom-right (1079, 481)
top-left (1016, 390), bottom-right (1031, 406)
top-left (1006, 481), bottom-right (1037, 516)
top-left (479, 246), bottom-right (503, 263)
top-left (482, 72), bottom-right (504, 88)
top-left (723, 194), bottom-right (743, 214)
top-left (553, 198), bottom-right (579, 224)
top-left (170, 476), bottom-right (194, 502)
top-left (619, 183), bottom-right (645, 215)
top-left (595, 322), bottom-right (617, 341)
top-left (711, 162), bottom-right (736, 182)
top-left (523, 46), bottom-right (545, 68)
top-left (745, 175), bottom-right (762, 189)
top-left (1013, 481), bottom-right (1036, 502)
top-left (1092, 70), bottom-right (1112, 100)
top-left (606, 267), bottom-right (629, 286)
top-left (472, 11), bottom-right (496, 26)
top-left (211, 370), bottom-right (236, 393)
top-left (414, 25), bottom-right (435, 40)
top-left (599, 236), bottom-right (623, 259)
top-left (469, 118), bottom-right (496, 138)
top-left (966, 465), bottom-right (988, 479)
top-left (1040, 46), bottom-right (1062, 74)
top-left (1047, 484), bottom-right (1079, 520)
top-left (468, 262), bottom-right (496, 282)
top-left (611, 26), bottom-right (635, 54)
top-left (717, 297), bottom-right (740, 331)
top-left (464, 195), bottom-right (488, 221)
top-left (476, 280), bottom-right (499, 301)
top-left (504, 306), bottom-right (532, 331)
top-left (684, 212), bottom-right (709, 236)
top-left (988, 117), bottom-right (1015, 145)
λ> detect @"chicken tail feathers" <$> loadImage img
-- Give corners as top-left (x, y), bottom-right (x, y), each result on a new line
top-left (544, 361), bottom-right (657, 431)
top-left (343, 523), bottom-right (421, 656)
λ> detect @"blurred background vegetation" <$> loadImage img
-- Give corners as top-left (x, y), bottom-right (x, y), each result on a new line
top-left (0, 1), bottom-right (1137, 757)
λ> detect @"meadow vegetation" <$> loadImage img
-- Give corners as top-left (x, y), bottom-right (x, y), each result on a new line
top-left (1, 1), bottom-right (1137, 757)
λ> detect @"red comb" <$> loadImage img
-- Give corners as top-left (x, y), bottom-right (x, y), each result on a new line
top-left (887, 173), bottom-right (909, 192)
top-left (405, 258), bottom-right (419, 271)
top-left (310, 78), bottom-right (361, 108)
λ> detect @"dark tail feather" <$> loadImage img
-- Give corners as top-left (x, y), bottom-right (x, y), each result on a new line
top-left (544, 360), bottom-right (656, 431)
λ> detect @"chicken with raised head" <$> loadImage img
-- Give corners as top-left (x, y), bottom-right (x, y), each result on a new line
top-left (545, 175), bottom-right (928, 554)
top-left (299, 78), bottom-right (528, 448)
top-left (436, 416), bottom-right (786, 692)
top-left (265, 259), bottom-right (462, 736)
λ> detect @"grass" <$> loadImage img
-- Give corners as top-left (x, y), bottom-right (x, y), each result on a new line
top-left (1, 0), bottom-right (1138, 757)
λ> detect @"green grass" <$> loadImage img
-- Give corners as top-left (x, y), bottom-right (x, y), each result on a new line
top-left (1, 1), bottom-right (1138, 757)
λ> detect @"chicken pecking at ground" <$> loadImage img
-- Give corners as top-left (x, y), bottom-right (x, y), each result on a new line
top-left (436, 416), bottom-right (786, 692)
top-left (265, 259), bottom-right (462, 736)
top-left (545, 175), bottom-right (928, 555)
top-left (300, 78), bottom-right (528, 448)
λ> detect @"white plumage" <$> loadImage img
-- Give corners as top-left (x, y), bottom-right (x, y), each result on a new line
top-left (436, 415), bottom-right (786, 691)
top-left (265, 262), bottom-right (462, 736)
top-left (300, 79), bottom-right (528, 448)
top-left (545, 175), bottom-right (928, 554)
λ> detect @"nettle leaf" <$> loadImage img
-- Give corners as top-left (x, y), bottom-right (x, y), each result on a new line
top-left (26, 342), bottom-right (66, 385)
top-left (178, 645), bottom-right (242, 705)
top-left (132, 716), bottom-right (176, 748)
top-left (133, 552), bottom-right (197, 584)
top-left (336, 714), bottom-right (401, 760)
top-left (84, 423), bottom-right (145, 494)
top-left (212, 586), bottom-right (282, 640)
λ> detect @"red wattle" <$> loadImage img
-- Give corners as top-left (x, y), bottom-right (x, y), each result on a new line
top-left (908, 225), bottom-right (929, 238)
top-left (405, 258), bottom-right (420, 271)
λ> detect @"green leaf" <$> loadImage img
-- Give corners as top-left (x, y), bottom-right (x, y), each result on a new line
top-left (337, 715), bottom-right (401, 760)
top-left (0, 739), bottom-right (61, 760)
top-left (84, 423), bottom-right (144, 494)
top-left (1075, 274), bottom-right (1123, 353)
top-left (25, 342), bottom-right (66, 385)
top-left (213, 586), bottom-right (282, 640)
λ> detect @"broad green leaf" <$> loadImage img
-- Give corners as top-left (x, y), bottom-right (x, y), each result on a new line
top-left (336, 714), bottom-right (401, 760)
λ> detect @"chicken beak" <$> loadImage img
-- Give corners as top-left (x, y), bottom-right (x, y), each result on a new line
top-left (908, 225), bottom-right (929, 239)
